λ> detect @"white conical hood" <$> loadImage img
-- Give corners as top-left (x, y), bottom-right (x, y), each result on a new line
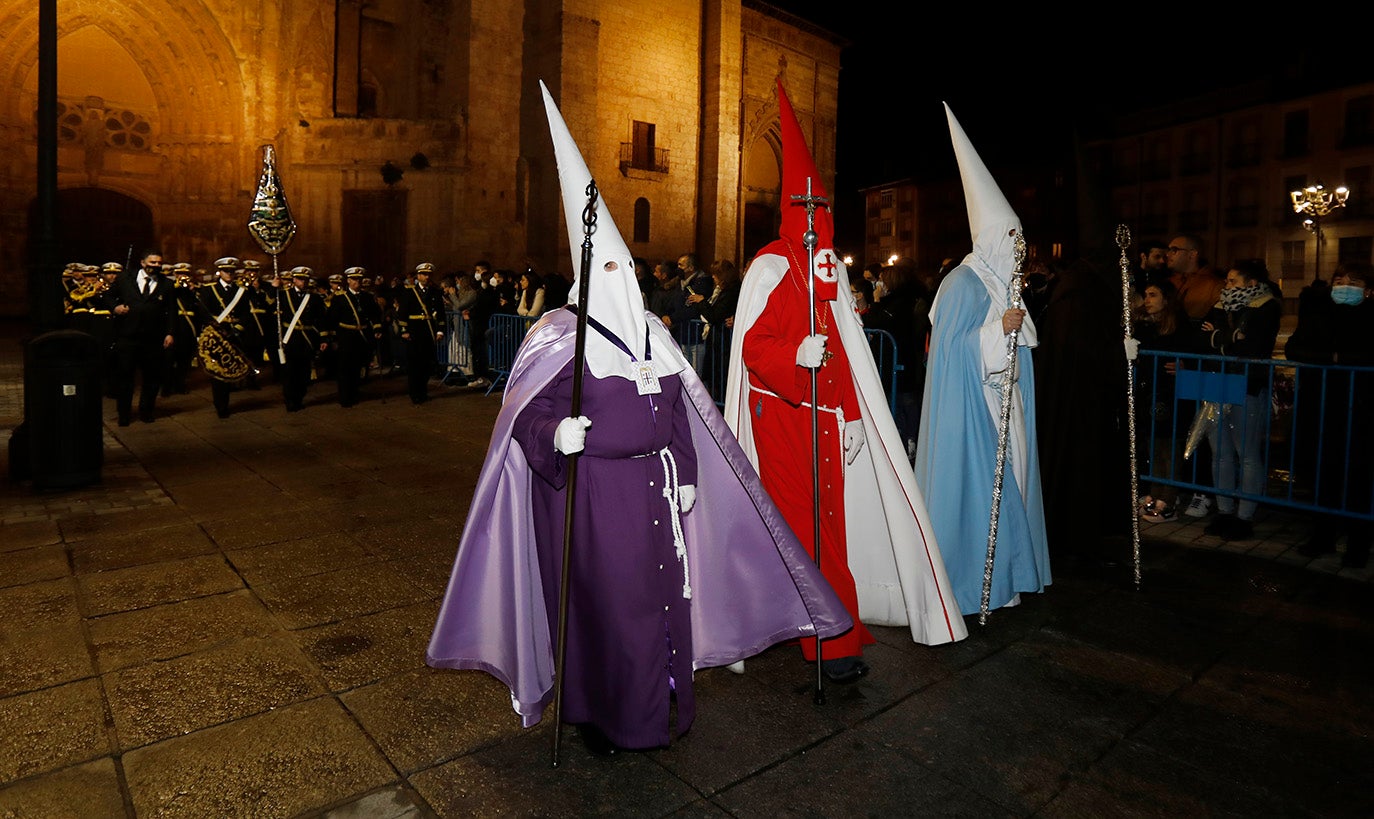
top-left (540, 80), bottom-right (686, 381)
top-left (944, 102), bottom-right (1021, 294)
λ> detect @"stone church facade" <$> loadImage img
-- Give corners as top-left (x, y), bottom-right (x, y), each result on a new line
top-left (0, 0), bottom-right (842, 315)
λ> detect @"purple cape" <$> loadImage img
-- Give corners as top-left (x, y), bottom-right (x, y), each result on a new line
top-left (426, 309), bottom-right (853, 727)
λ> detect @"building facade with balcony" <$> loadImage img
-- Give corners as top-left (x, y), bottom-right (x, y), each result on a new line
top-left (0, 0), bottom-right (843, 318)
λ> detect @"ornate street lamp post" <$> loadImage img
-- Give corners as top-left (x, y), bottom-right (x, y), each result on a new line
top-left (1290, 182), bottom-right (1349, 284)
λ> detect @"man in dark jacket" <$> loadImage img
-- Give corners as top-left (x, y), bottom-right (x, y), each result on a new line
top-left (111, 250), bottom-right (176, 425)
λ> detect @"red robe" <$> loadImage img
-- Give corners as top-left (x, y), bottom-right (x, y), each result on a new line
top-left (743, 275), bottom-right (872, 660)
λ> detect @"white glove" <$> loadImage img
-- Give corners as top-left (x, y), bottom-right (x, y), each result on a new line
top-left (678, 484), bottom-right (697, 514)
top-left (796, 334), bottom-right (828, 368)
top-left (1124, 337), bottom-right (1140, 361)
top-left (843, 420), bottom-right (866, 465)
top-left (553, 416), bottom-right (591, 455)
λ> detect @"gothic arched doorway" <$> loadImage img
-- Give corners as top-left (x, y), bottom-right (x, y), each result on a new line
top-left (29, 187), bottom-right (154, 266)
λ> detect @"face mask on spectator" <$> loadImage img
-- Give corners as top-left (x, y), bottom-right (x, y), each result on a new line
top-left (1331, 284), bottom-right (1366, 306)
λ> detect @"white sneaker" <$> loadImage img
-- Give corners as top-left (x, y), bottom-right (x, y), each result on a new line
top-left (1183, 494), bottom-right (1212, 518)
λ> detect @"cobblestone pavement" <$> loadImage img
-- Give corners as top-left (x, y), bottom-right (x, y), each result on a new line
top-left (1, 321), bottom-right (1371, 817)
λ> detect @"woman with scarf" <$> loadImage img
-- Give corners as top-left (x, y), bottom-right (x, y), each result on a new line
top-left (1198, 259), bottom-right (1281, 541)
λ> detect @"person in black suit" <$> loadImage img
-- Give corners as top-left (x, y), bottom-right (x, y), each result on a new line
top-left (111, 250), bottom-right (176, 426)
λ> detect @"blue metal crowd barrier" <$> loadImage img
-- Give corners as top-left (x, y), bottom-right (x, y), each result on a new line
top-left (439, 314), bottom-right (471, 385)
top-left (683, 318), bottom-right (903, 417)
top-left (1136, 350), bottom-right (1374, 521)
top-left (486, 313), bottom-right (539, 395)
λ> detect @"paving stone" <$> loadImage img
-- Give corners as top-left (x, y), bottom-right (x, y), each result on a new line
top-left (88, 589), bottom-right (280, 672)
top-left (225, 532), bottom-right (376, 585)
top-left (0, 576), bottom-right (80, 631)
top-left (409, 726), bottom-right (699, 817)
top-left (863, 632), bottom-right (1184, 815)
top-left (320, 784), bottom-right (433, 818)
top-left (57, 504), bottom-right (189, 541)
top-left (0, 757), bottom-right (125, 818)
top-left (341, 666), bottom-right (521, 774)
top-left (0, 519), bottom-right (60, 551)
top-left (68, 522), bottom-right (218, 573)
top-left (0, 680), bottom-right (110, 782)
top-left (123, 697), bottom-right (395, 817)
top-left (0, 620), bottom-right (94, 699)
top-left (253, 561), bottom-right (429, 629)
top-left (79, 554), bottom-right (244, 616)
top-left (0, 544), bottom-right (68, 589)
top-left (715, 732), bottom-right (1014, 817)
top-left (106, 635), bottom-right (326, 750)
top-left (295, 600), bottom-right (439, 691)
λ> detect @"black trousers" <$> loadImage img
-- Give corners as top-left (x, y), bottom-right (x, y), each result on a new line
top-left (114, 338), bottom-right (166, 422)
top-left (335, 335), bottom-right (370, 406)
top-left (282, 340), bottom-right (314, 410)
top-left (405, 333), bottom-right (437, 402)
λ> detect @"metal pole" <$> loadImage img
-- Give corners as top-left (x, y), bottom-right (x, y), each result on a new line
top-left (979, 232), bottom-right (1027, 626)
top-left (1117, 225), bottom-right (1142, 590)
top-left (792, 177), bottom-right (827, 705)
top-left (551, 179), bottom-right (598, 767)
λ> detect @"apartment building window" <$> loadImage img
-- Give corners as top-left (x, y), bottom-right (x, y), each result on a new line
top-left (1343, 95), bottom-right (1374, 147)
top-left (1180, 129), bottom-right (1211, 176)
top-left (879, 190), bottom-right (894, 209)
top-left (1338, 236), bottom-right (1373, 266)
top-left (1228, 118), bottom-right (1261, 168)
top-left (1282, 110), bottom-right (1310, 158)
top-left (633, 197), bottom-right (650, 243)
top-left (1281, 240), bottom-right (1306, 279)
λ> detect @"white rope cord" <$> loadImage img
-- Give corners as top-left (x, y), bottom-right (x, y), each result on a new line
top-left (657, 447), bottom-right (691, 600)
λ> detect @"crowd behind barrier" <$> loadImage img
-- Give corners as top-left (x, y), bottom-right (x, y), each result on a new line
top-left (1136, 349), bottom-right (1374, 522)
top-left (440, 312), bottom-right (905, 414)
top-left (438, 312), bottom-right (1371, 526)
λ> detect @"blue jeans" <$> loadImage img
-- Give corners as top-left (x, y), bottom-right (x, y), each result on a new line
top-left (1210, 393), bottom-right (1267, 521)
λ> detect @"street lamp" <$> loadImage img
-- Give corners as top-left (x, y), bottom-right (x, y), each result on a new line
top-left (1289, 182), bottom-right (1349, 283)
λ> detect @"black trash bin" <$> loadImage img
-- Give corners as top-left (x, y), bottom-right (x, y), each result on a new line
top-left (24, 329), bottom-right (104, 490)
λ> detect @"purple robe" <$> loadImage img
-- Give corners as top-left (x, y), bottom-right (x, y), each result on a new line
top-left (427, 308), bottom-right (852, 747)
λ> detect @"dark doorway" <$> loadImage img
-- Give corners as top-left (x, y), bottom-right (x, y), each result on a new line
top-left (342, 189), bottom-right (407, 281)
top-left (28, 187), bottom-right (154, 266)
top-left (742, 202), bottom-right (777, 263)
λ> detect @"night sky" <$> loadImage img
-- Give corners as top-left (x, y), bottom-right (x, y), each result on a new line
top-left (767, 4), bottom-right (1374, 253)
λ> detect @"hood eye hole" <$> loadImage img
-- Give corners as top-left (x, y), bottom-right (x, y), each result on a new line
top-left (603, 261), bottom-right (618, 272)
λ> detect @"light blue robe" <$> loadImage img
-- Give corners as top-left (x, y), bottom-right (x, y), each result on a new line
top-left (913, 266), bottom-right (1050, 616)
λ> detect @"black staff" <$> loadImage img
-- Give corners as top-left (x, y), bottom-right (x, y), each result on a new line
top-left (551, 179), bottom-right (598, 768)
top-left (792, 176), bottom-right (829, 705)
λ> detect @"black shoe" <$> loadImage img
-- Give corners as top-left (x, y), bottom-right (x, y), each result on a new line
top-left (1343, 541), bottom-right (1370, 569)
top-left (576, 724), bottom-right (618, 757)
top-left (1221, 518), bottom-right (1253, 541)
top-left (821, 657), bottom-right (870, 684)
top-left (117, 416), bottom-right (131, 428)
top-left (139, 413), bottom-right (155, 424)
top-left (1204, 514), bottom-right (1236, 537)
top-left (217, 410), bottom-right (230, 419)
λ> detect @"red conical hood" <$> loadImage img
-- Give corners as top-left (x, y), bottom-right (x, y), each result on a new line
top-left (776, 79), bottom-right (839, 299)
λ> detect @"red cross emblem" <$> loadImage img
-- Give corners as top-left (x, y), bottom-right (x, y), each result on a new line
top-left (816, 252), bottom-right (837, 278)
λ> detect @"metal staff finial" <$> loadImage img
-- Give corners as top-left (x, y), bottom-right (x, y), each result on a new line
top-left (980, 231), bottom-right (1028, 626)
top-left (551, 178), bottom-right (599, 768)
top-left (248, 145), bottom-right (297, 365)
top-left (1116, 224), bottom-right (1143, 591)
top-left (792, 175), bottom-right (829, 705)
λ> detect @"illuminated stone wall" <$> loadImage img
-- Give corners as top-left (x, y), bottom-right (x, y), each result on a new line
top-left (0, 0), bottom-right (841, 317)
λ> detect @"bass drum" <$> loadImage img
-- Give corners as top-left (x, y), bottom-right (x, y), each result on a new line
top-left (197, 323), bottom-right (257, 386)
